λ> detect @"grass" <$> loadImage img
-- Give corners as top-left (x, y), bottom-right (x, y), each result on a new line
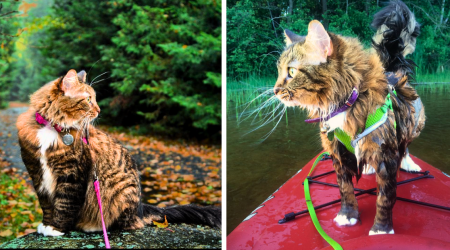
top-left (414, 70), bottom-right (450, 84)
top-left (226, 75), bottom-right (277, 119)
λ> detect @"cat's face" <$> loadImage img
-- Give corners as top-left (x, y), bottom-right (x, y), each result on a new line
top-left (274, 21), bottom-right (335, 115)
top-left (31, 69), bottom-right (101, 129)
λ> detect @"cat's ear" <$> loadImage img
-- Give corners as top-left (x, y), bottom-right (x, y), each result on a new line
top-left (77, 70), bottom-right (87, 83)
top-left (284, 29), bottom-right (305, 45)
top-left (61, 69), bottom-right (79, 93)
top-left (306, 20), bottom-right (333, 58)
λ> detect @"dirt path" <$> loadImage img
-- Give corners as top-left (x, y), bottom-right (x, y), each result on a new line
top-left (0, 106), bottom-right (29, 174)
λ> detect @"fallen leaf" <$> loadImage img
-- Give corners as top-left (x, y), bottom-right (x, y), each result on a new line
top-left (153, 216), bottom-right (169, 228)
top-left (8, 200), bottom-right (17, 206)
top-left (0, 229), bottom-right (13, 237)
top-left (24, 229), bottom-right (36, 234)
top-left (147, 199), bottom-right (158, 204)
top-left (183, 175), bottom-right (194, 181)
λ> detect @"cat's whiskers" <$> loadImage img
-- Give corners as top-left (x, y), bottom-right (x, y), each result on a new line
top-left (260, 105), bottom-right (287, 141)
top-left (89, 71), bottom-right (109, 86)
top-left (74, 111), bottom-right (92, 140)
top-left (239, 95), bottom-right (278, 125)
top-left (244, 101), bottom-right (285, 135)
top-left (91, 76), bottom-right (112, 86)
top-left (251, 100), bottom-right (283, 126)
top-left (238, 89), bottom-right (276, 123)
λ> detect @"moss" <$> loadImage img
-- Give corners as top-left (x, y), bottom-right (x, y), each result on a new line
top-left (0, 224), bottom-right (221, 249)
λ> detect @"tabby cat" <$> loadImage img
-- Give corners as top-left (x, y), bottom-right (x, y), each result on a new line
top-left (16, 69), bottom-right (220, 236)
top-left (273, 1), bottom-right (424, 235)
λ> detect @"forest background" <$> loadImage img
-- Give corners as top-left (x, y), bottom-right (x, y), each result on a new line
top-left (0, 0), bottom-right (222, 142)
top-left (227, 0), bottom-right (450, 82)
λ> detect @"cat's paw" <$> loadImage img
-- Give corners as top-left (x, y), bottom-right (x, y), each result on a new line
top-left (369, 229), bottom-right (394, 235)
top-left (333, 214), bottom-right (358, 226)
top-left (362, 164), bottom-right (376, 175)
top-left (37, 223), bottom-right (64, 237)
top-left (401, 154), bottom-right (421, 172)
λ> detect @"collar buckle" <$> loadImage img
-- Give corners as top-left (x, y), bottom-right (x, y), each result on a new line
top-left (344, 87), bottom-right (358, 107)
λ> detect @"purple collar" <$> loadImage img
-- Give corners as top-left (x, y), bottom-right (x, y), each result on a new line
top-left (304, 87), bottom-right (359, 123)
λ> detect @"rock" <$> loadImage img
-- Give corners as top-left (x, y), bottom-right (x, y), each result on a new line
top-left (0, 224), bottom-right (221, 249)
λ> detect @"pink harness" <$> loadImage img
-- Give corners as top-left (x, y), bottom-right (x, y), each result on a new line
top-left (36, 112), bottom-right (110, 248)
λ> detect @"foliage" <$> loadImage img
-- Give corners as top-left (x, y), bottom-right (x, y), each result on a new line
top-left (0, 1), bottom-right (22, 109)
top-left (101, 125), bottom-right (222, 208)
top-left (0, 167), bottom-right (43, 244)
top-left (1, 0), bottom-right (221, 139)
top-left (227, 0), bottom-right (450, 80)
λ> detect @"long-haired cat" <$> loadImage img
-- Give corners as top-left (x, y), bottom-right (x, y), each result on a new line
top-left (16, 69), bottom-right (221, 236)
top-left (274, 1), bottom-right (424, 235)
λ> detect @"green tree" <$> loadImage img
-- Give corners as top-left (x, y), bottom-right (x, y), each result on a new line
top-left (0, 1), bottom-right (22, 108)
top-left (7, 0), bottom-right (221, 139)
top-left (227, 0), bottom-right (450, 80)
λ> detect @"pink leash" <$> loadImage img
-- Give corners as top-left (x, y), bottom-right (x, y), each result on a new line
top-left (94, 177), bottom-right (111, 248)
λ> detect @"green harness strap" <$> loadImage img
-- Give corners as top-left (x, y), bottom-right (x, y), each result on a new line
top-left (334, 91), bottom-right (397, 153)
top-left (304, 152), bottom-right (343, 250)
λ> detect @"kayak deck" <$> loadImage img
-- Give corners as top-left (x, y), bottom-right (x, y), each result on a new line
top-left (228, 153), bottom-right (450, 249)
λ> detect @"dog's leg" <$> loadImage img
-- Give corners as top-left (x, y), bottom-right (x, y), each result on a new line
top-left (333, 157), bottom-right (359, 226)
top-left (369, 160), bottom-right (397, 235)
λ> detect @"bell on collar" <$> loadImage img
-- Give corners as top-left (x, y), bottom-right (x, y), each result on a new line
top-left (320, 122), bottom-right (330, 134)
top-left (62, 133), bottom-right (74, 146)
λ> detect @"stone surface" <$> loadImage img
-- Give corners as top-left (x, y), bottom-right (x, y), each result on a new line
top-left (0, 224), bottom-right (221, 249)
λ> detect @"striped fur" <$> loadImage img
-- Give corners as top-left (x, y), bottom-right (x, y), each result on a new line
top-left (276, 8), bottom-right (424, 235)
top-left (16, 69), bottom-right (221, 234)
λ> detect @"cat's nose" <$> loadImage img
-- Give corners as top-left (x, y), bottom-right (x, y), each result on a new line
top-left (97, 107), bottom-right (101, 114)
top-left (274, 88), bottom-right (280, 95)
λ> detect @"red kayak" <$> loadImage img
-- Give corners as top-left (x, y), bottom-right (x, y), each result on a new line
top-left (227, 153), bottom-right (450, 249)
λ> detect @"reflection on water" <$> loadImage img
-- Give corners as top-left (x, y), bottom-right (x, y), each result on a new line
top-left (226, 84), bottom-right (450, 235)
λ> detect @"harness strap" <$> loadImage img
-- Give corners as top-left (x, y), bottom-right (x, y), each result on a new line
top-left (335, 91), bottom-right (397, 152)
top-left (304, 152), bottom-right (343, 250)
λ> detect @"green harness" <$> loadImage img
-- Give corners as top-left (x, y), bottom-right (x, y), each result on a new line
top-left (333, 90), bottom-right (397, 154)
top-left (306, 92), bottom-right (397, 249)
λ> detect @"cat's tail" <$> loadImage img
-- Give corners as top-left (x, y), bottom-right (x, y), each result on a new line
top-left (371, 0), bottom-right (420, 75)
top-left (141, 203), bottom-right (221, 228)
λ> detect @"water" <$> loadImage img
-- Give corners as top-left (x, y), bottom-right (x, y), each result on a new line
top-left (226, 84), bottom-right (450, 235)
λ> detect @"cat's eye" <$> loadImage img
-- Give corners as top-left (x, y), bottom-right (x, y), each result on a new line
top-left (87, 96), bottom-right (91, 103)
top-left (288, 67), bottom-right (297, 78)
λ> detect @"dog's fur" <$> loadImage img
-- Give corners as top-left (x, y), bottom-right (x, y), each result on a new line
top-left (274, 1), bottom-right (425, 234)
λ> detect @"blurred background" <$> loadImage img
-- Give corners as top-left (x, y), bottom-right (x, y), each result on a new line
top-left (0, 0), bottom-right (221, 141)
top-left (0, 0), bottom-right (221, 242)
top-left (226, 0), bottom-right (450, 235)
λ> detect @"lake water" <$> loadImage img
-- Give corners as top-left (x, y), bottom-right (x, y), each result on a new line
top-left (226, 84), bottom-right (450, 235)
